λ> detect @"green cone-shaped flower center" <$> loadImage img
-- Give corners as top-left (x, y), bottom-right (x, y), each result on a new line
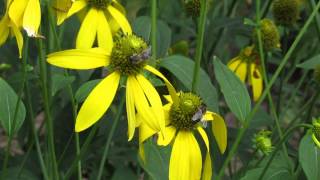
top-left (87, 0), bottom-right (112, 9)
top-left (184, 0), bottom-right (201, 18)
top-left (272, 0), bottom-right (299, 26)
top-left (170, 92), bottom-right (204, 130)
top-left (259, 19), bottom-right (280, 51)
top-left (110, 34), bottom-right (149, 76)
top-left (253, 130), bottom-right (273, 155)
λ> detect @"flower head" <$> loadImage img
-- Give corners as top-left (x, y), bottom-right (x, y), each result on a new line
top-left (139, 92), bottom-right (227, 180)
top-left (47, 32), bottom-right (177, 141)
top-left (313, 65), bottom-right (320, 83)
top-left (59, 0), bottom-right (131, 49)
top-left (227, 46), bottom-right (263, 101)
top-left (184, 0), bottom-right (201, 18)
top-left (253, 130), bottom-right (274, 155)
top-left (312, 118), bottom-right (320, 148)
top-left (254, 19), bottom-right (281, 51)
top-left (272, 0), bottom-right (300, 26)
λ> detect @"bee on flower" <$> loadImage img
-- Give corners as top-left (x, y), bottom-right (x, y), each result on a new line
top-left (0, 0), bottom-right (41, 57)
top-left (139, 92), bottom-right (227, 180)
top-left (56, 0), bottom-right (131, 49)
top-left (47, 26), bottom-right (177, 141)
top-left (227, 46), bottom-right (263, 101)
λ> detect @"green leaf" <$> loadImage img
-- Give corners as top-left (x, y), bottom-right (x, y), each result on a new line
top-left (138, 140), bottom-right (170, 180)
top-left (243, 18), bottom-right (257, 27)
top-left (75, 79), bottom-right (101, 103)
top-left (299, 133), bottom-right (320, 180)
top-left (240, 167), bottom-right (291, 180)
top-left (133, 16), bottom-right (151, 42)
top-left (111, 167), bottom-right (138, 180)
top-left (213, 57), bottom-right (251, 123)
top-left (51, 74), bottom-right (75, 96)
top-left (0, 78), bottom-right (26, 136)
top-left (159, 55), bottom-right (219, 111)
top-left (297, 54), bottom-right (320, 69)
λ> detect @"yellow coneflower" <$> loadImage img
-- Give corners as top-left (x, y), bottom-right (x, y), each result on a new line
top-left (139, 92), bottom-right (227, 180)
top-left (47, 31), bottom-right (177, 141)
top-left (8, 0), bottom-right (41, 37)
top-left (228, 46), bottom-right (263, 101)
top-left (58, 0), bottom-right (131, 49)
top-left (0, 0), bottom-right (24, 57)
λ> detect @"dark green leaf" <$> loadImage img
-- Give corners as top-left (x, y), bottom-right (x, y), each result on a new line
top-left (299, 133), bottom-right (320, 180)
top-left (51, 74), bottom-right (75, 96)
top-left (0, 78), bottom-right (26, 136)
top-left (75, 79), bottom-right (101, 103)
top-left (297, 54), bottom-right (320, 69)
top-left (159, 55), bottom-right (219, 111)
top-left (213, 57), bottom-right (251, 123)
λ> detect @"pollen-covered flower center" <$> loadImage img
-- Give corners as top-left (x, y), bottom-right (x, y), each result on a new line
top-left (169, 92), bottom-right (205, 130)
top-left (87, 0), bottom-right (111, 9)
top-left (110, 35), bottom-right (149, 76)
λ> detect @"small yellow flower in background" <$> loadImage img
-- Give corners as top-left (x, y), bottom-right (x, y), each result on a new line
top-left (8, 0), bottom-right (41, 37)
top-left (47, 30), bottom-right (177, 141)
top-left (139, 92), bottom-right (227, 180)
top-left (312, 118), bottom-right (320, 148)
top-left (58, 0), bottom-right (131, 49)
top-left (228, 46), bottom-right (263, 101)
top-left (0, 0), bottom-right (24, 57)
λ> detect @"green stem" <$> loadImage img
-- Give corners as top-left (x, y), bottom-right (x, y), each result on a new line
top-left (38, 34), bottom-right (59, 179)
top-left (216, 2), bottom-right (320, 178)
top-left (97, 96), bottom-right (126, 180)
top-left (258, 124), bottom-right (312, 180)
top-left (191, 0), bottom-right (208, 92)
top-left (151, 0), bottom-right (157, 65)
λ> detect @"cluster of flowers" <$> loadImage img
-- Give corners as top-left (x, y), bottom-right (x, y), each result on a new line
top-left (0, 0), bottom-right (227, 179)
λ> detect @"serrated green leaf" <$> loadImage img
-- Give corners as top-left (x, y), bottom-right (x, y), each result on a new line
top-left (213, 57), bottom-right (251, 123)
top-left (0, 78), bottom-right (26, 136)
top-left (159, 55), bottom-right (219, 111)
top-left (299, 133), bottom-right (320, 180)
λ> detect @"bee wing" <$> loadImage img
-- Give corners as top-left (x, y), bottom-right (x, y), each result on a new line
top-left (201, 120), bottom-right (208, 128)
top-left (192, 111), bottom-right (203, 122)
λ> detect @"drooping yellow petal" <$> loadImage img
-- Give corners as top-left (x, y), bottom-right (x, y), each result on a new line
top-left (47, 48), bottom-right (109, 69)
top-left (144, 65), bottom-right (178, 103)
top-left (66, 0), bottom-right (87, 18)
top-left (0, 15), bottom-right (10, 46)
top-left (136, 74), bottom-right (165, 131)
top-left (23, 0), bottom-right (41, 37)
top-left (111, 0), bottom-right (126, 14)
top-left (157, 126), bottom-right (176, 146)
top-left (228, 58), bottom-right (247, 82)
top-left (8, 0), bottom-right (28, 28)
top-left (197, 127), bottom-right (209, 151)
top-left (203, 112), bottom-right (214, 121)
top-left (170, 131), bottom-right (202, 180)
top-left (211, 112), bottom-right (227, 154)
top-left (75, 72), bottom-right (120, 132)
top-left (139, 121), bottom-right (157, 145)
top-left (126, 78), bottom-right (136, 141)
top-left (11, 23), bottom-right (23, 58)
top-left (128, 76), bottom-right (161, 133)
top-left (97, 10), bottom-right (113, 52)
top-left (107, 5), bottom-right (132, 35)
top-left (54, 0), bottom-right (73, 25)
top-left (76, 9), bottom-right (99, 49)
top-left (163, 104), bottom-right (172, 125)
top-left (250, 63), bottom-right (263, 102)
top-left (202, 153), bottom-right (212, 180)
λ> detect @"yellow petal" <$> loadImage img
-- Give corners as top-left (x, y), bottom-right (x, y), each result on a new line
top-left (66, 0), bottom-right (87, 18)
top-left (202, 153), bottom-right (212, 180)
top-left (97, 10), bottom-right (113, 52)
top-left (211, 113), bottom-right (227, 154)
top-left (144, 65), bottom-right (179, 103)
top-left (75, 72), bottom-right (120, 132)
top-left (55, 0), bottom-right (72, 25)
top-left (107, 5), bottom-right (132, 35)
top-left (47, 48), bottom-right (109, 69)
top-left (163, 104), bottom-right (172, 125)
top-left (139, 122), bottom-right (157, 145)
top-left (170, 131), bottom-right (202, 180)
top-left (8, 0), bottom-right (28, 28)
top-left (197, 127), bottom-right (209, 151)
top-left (250, 63), bottom-right (263, 102)
top-left (111, 0), bottom-right (126, 15)
top-left (128, 76), bottom-right (161, 133)
top-left (312, 133), bottom-right (320, 148)
top-left (76, 8), bottom-right (99, 49)
top-left (126, 78), bottom-right (136, 141)
top-left (157, 126), bottom-right (176, 146)
top-left (0, 15), bottom-right (10, 46)
top-left (203, 112), bottom-right (214, 121)
top-left (228, 58), bottom-right (247, 82)
top-left (23, 0), bottom-right (41, 37)
top-left (136, 74), bottom-right (164, 128)
top-left (11, 23), bottom-right (24, 58)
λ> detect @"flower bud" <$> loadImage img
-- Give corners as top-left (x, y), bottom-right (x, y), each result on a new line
top-left (260, 19), bottom-right (281, 51)
top-left (312, 118), bottom-right (320, 148)
top-left (313, 65), bottom-right (320, 83)
top-left (253, 130), bottom-right (274, 155)
top-left (272, 0), bottom-right (299, 26)
top-left (184, 0), bottom-right (201, 18)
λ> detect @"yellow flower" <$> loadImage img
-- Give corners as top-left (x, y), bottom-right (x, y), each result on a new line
top-left (8, 0), bottom-right (41, 37)
top-left (139, 92), bottom-right (227, 180)
top-left (47, 33), bottom-right (177, 141)
top-left (59, 0), bottom-right (131, 49)
top-left (228, 46), bottom-right (263, 101)
top-left (0, 0), bottom-right (24, 57)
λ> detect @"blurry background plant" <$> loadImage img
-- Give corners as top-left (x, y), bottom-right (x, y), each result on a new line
top-left (0, 0), bottom-right (320, 179)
